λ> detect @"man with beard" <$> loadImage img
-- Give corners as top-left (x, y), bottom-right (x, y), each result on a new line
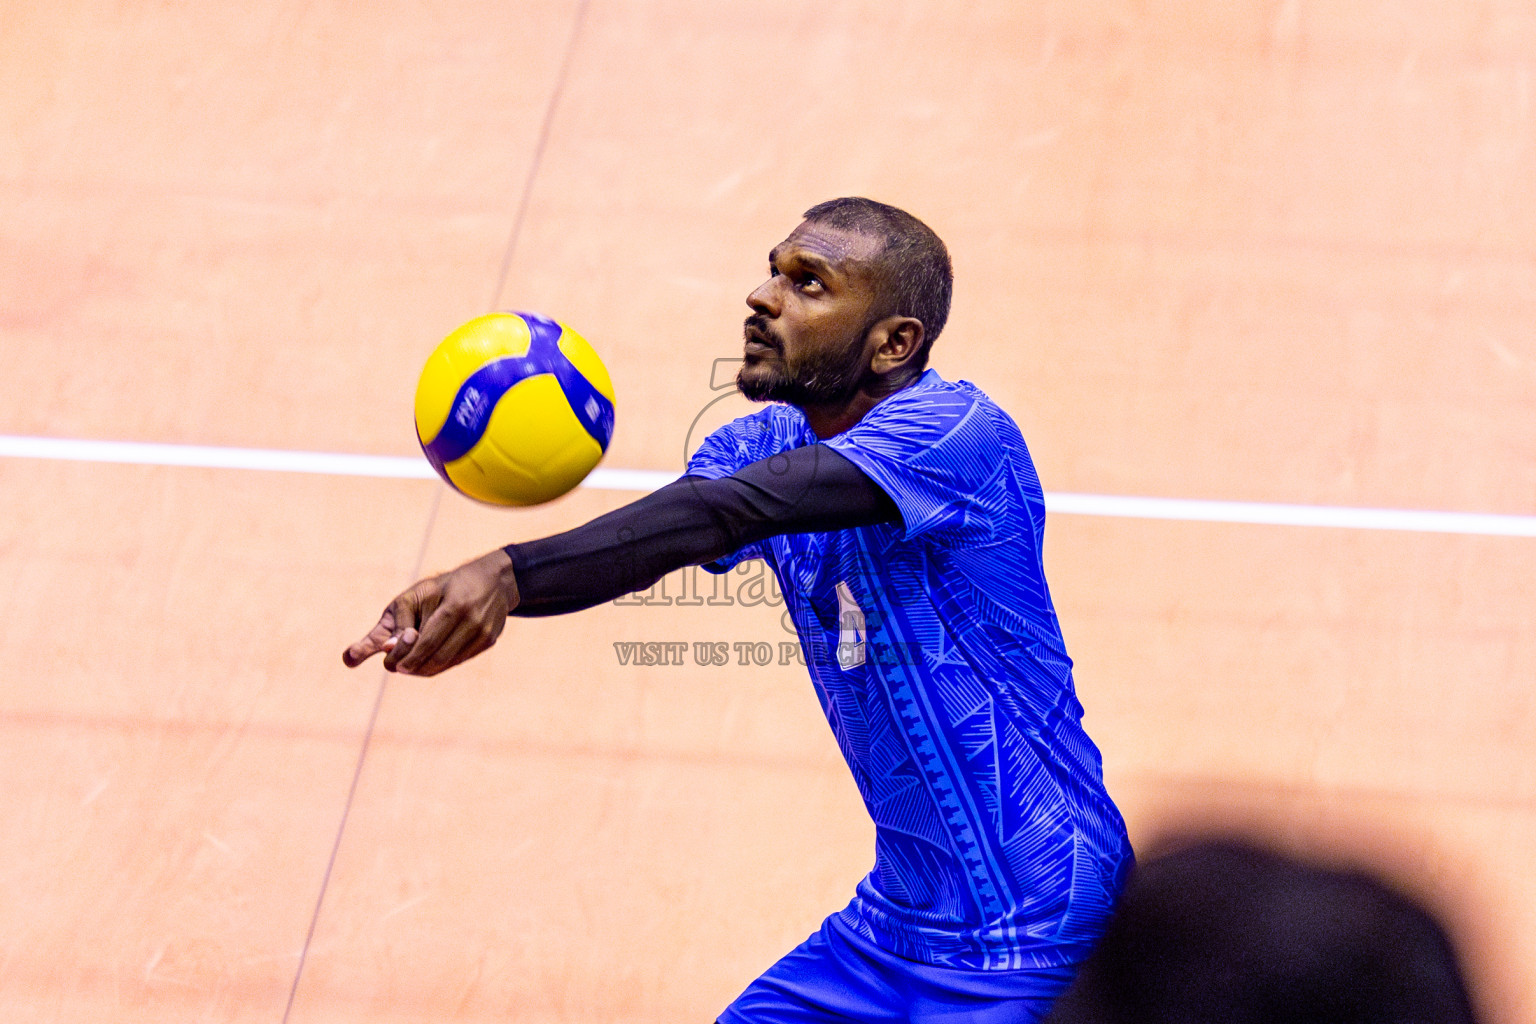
top-left (345, 198), bottom-right (1133, 1022)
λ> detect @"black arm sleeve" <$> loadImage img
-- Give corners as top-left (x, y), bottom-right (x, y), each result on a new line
top-left (504, 444), bottom-right (898, 616)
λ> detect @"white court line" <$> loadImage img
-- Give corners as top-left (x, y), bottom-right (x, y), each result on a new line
top-left (2, 434), bottom-right (1534, 537)
top-left (0, 434), bottom-right (679, 492)
top-left (1044, 492), bottom-right (1536, 537)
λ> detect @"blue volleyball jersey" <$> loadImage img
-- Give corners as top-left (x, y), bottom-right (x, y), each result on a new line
top-left (686, 369), bottom-right (1132, 970)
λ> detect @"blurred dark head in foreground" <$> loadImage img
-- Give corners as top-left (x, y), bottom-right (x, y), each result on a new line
top-left (1045, 838), bottom-right (1481, 1024)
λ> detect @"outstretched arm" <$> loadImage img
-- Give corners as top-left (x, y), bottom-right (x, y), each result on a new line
top-left (343, 444), bottom-right (897, 675)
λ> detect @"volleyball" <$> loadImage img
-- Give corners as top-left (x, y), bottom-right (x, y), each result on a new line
top-left (414, 311), bottom-right (616, 506)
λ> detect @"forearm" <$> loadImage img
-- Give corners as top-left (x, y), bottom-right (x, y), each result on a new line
top-left (503, 480), bottom-right (730, 616)
top-left (505, 445), bottom-right (897, 615)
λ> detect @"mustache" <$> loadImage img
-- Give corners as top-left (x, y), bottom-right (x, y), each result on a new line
top-left (743, 314), bottom-right (780, 349)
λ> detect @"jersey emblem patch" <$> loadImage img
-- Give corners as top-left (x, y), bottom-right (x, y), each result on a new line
top-left (835, 580), bottom-right (866, 670)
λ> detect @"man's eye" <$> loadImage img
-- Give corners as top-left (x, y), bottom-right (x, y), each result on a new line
top-left (800, 275), bottom-right (822, 291)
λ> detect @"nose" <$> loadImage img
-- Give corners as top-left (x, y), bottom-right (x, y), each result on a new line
top-left (746, 277), bottom-right (779, 317)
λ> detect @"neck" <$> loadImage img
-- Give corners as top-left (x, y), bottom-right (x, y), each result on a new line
top-left (798, 370), bottom-right (922, 439)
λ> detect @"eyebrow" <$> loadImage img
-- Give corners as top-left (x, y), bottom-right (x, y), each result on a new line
top-left (769, 246), bottom-right (841, 281)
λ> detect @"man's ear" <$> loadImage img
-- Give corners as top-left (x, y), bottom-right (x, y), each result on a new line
top-left (868, 316), bottom-right (926, 375)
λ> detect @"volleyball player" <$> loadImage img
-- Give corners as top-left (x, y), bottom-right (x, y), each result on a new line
top-left (346, 198), bottom-right (1133, 1022)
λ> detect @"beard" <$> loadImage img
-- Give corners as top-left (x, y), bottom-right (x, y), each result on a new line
top-left (736, 316), bottom-right (871, 406)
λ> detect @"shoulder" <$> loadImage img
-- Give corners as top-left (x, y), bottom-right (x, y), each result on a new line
top-left (842, 371), bottom-right (1020, 453)
top-left (822, 372), bottom-right (1039, 543)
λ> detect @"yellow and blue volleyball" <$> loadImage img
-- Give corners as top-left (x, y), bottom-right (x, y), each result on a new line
top-left (414, 311), bottom-right (616, 506)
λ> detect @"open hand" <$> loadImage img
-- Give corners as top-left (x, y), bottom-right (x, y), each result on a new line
top-left (343, 549), bottom-right (520, 676)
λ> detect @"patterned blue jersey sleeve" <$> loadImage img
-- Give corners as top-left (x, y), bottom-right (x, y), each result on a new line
top-left (684, 408), bottom-right (783, 571)
top-left (824, 377), bottom-right (1005, 545)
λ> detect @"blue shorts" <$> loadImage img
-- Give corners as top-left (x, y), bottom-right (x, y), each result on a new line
top-left (718, 916), bottom-right (1078, 1024)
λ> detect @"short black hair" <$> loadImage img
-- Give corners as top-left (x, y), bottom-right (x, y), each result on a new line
top-left (802, 198), bottom-right (953, 365)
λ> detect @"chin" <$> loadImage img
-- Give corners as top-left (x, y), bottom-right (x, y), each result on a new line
top-left (735, 371), bottom-right (781, 403)
top-left (734, 358), bottom-right (782, 402)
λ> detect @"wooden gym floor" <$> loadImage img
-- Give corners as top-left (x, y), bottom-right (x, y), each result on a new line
top-left (1, 2), bottom-right (1532, 1021)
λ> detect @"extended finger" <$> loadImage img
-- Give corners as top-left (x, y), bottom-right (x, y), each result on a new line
top-left (343, 609), bottom-right (399, 668)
